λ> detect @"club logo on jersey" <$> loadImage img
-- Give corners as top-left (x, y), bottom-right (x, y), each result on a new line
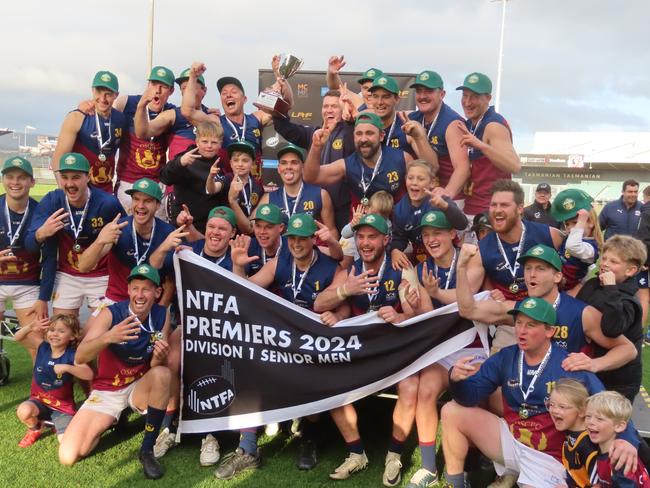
top-left (562, 198), bottom-right (575, 210)
top-left (292, 218), bottom-right (303, 228)
top-left (187, 375), bottom-right (235, 415)
top-left (332, 138), bottom-right (343, 150)
top-left (101, 73), bottom-right (112, 82)
top-left (468, 74), bottom-right (479, 84)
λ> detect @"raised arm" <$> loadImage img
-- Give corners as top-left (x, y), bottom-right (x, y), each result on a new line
top-left (443, 122), bottom-right (471, 198)
top-left (76, 309), bottom-right (140, 365)
top-left (76, 214), bottom-right (126, 272)
top-left (51, 111), bottom-right (84, 173)
top-left (134, 86), bottom-right (175, 139)
top-left (458, 121), bottom-right (520, 174)
top-left (303, 129), bottom-right (346, 186)
top-left (180, 62), bottom-right (219, 126)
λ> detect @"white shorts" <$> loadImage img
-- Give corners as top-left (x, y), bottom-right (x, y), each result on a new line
top-left (0, 284), bottom-right (39, 312)
top-left (437, 347), bottom-right (487, 371)
top-left (493, 418), bottom-right (566, 488)
top-left (79, 381), bottom-right (146, 420)
top-left (52, 272), bottom-right (108, 311)
top-left (116, 180), bottom-right (168, 220)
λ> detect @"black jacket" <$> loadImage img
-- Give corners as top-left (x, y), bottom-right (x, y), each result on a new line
top-left (523, 201), bottom-right (559, 228)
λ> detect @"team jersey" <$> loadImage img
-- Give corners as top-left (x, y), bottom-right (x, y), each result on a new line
top-left (479, 220), bottom-right (554, 300)
top-left (417, 253), bottom-right (457, 308)
top-left (560, 238), bottom-right (599, 291)
top-left (220, 113), bottom-right (264, 180)
top-left (382, 115), bottom-right (412, 154)
top-left (463, 106), bottom-right (513, 215)
top-left (344, 147), bottom-right (406, 207)
top-left (116, 95), bottom-right (174, 184)
top-left (30, 342), bottom-right (76, 415)
top-left (190, 240), bottom-right (233, 271)
top-left (596, 452), bottom-right (650, 487)
top-left (247, 236), bottom-right (287, 276)
top-left (554, 293), bottom-right (589, 354)
top-left (105, 216), bottom-right (175, 302)
top-left (449, 343), bottom-right (608, 461)
top-left (0, 196), bottom-right (41, 285)
top-left (274, 245), bottom-right (338, 310)
top-left (71, 108), bottom-right (127, 193)
top-left (350, 254), bottom-right (402, 314)
top-left (167, 105), bottom-right (209, 159)
top-left (223, 175), bottom-right (265, 219)
top-left (93, 301), bottom-right (166, 391)
top-left (268, 183), bottom-right (323, 224)
top-left (409, 103), bottom-right (464, 193)
top-left (562, 430), bottom-right (598, 488)
top-left (26, 188), bottom-right (124, 278)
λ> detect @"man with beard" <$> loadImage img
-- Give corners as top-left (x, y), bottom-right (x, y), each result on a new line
top-left (259, 143), bottom-right (336, 235)
top-left (76, 178), bottom-right (175, 304)
top-left (58, 264), bottom-right (171, 480)
top-left (181, 62), bottom-right (274, 181)
top-left (52, 71), bottom-right (128, 193)
top-left (407, 70), bottom-right (469, 202)
top-left (0, 156), bottom-right (52, 326)
top-left (312, 214), bottom-right (409, 481)
top-left (303, 113), bottom-right (433, 209)
top-left (477, 180), bottom-right (563, 351)
top-left (523, 183), bottom-right (559, 228)
top-left (226, 213), bottom-right (345, 476)
top-left (26, 153), bottom-right (124, 317)
top-left (454, 72), bottom-right (520, 217)
top-left (271, 88), bottom-right (354, 233)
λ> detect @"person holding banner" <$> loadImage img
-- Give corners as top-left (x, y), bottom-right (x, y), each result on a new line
top-left (58, 264), bottom-right (171, 480)
top-left (312, 213), bottom-right (414, 481)
top-left (26, 153), bottom-right (124, 318)
top-left (440, 296), bottom-right (639, 488)
top-left (228, 213), bottom-right (346, 474)
top-left (76, 178), bottom-right (175, 305)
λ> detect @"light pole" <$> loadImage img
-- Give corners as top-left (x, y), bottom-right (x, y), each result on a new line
top-left (494, 0), bottom-right (509, 113)
top-left (147, 0), bottom-right (155, 75)
top-left (23, 125), bottom-right (36, 147)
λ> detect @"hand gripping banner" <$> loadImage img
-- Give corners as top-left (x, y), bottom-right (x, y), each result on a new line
top-left (175, 250), bottom-right (488, 433)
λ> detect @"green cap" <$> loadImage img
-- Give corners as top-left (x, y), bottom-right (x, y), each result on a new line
top-left (285, 213), bottom-right (318, 237)
top-left (410, 70), bottom-right (444, 90)
top-left (128, 263), bottom-right (160, 286)
top-left (357, 68), bottom-right (384, 84)
top-left (418, 210), bottom-right (452, 230)
top-left (517, 244), bottom-right (562, 272)
top-left (126, 178), bottom-right (163, 202)
top-left (148, 66), bottom-right (175, 87)
top-left (456, 72), bottom-right (492, 95)
top-left (227, 140), bottom-right (256, 159)
top-left (2, 156), bottom-right (33, 177)
top-left (277, 143), bottom-right (305, 162)
top-left (207, 206), bottom-right (237, 228)
top-left (92, 70), bottom-right (119, 93)
top-left (355, 112), bottom-right (384, 132)
top-left (369, 75), bottom-right (400, 96)
top-left (175, 68), bottom-right (205, 86)
top-left (352, 213), bottom-right (389, 235)
top-left (253, 203), bottom-right (283, 225)
top-left (217, 76), bottom-right (245, 94)
top-left (58, 152), bottom-right (90, 173)
top-left (507, 297), bottom-right (557, 326)
top-left (550, 188), bottom-right (593, 223)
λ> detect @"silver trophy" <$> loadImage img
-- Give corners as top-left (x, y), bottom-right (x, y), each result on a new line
top-left (254, 53), bottom-right (303, 118)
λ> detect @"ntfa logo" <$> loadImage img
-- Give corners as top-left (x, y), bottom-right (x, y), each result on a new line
top-left (187, 375), bottom-right (235, 415)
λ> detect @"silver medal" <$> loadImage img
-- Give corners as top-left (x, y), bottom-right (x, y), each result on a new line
top-left (73, 243), bottom-right (82, 253)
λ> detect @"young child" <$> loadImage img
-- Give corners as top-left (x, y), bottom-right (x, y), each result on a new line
top-left (585, 391), bottom-right (650, 487)
top-left (551, 189), bottom-right (603, 295)
top-left (160, 121), bottom-right (228, 234)
top-left (390, 160), bottom-right (467, 268)
top-left (576, 235), bottom-right (646, 403)
top-left (209, 140), bottom-right (264, 235)
top-left (548, 378), bottom-right (598, 488)
top-left (339, 190), bottom-right (393, 268)
top-left (14, 315), bottom-right (93, 446)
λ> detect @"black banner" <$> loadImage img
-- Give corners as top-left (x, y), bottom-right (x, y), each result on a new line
top-left (175, 250), bottom-right (484, 433)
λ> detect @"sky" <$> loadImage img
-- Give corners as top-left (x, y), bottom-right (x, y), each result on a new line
top-left (2, 0), bottom-right (649, 152)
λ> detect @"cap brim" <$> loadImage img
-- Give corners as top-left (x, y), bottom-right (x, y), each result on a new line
top-left (217, 77), bottom-right (244, 93)
top-left (92, 83), bottom-right (118, 92)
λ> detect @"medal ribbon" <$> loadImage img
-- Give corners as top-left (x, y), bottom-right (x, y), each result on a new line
top-left (433, 249), bottom-right (458, 290)
top-left (291, 250), bottom-right (317, 300)
top-left (282, 182), bottom-right (304, 217)
top-left (358, 149), bottom-right (383, 200)
top-left (239, 178), bottom-right (254, 215)
top-left (262, 239), bottom-right (282, 265)
top-left (384, 114), bottom-right (397, 147)
top-left (94, 112), bottom-right (112, 155)
top-left (64, 188), bottom-right (91, 244)
top-left (468, 111), bottom-right (486, 156)
top-left (422, 108), bottom-right (441, 140)
top-left (132, 218), bottom-right (156, 266)
top-left (518, 344), bottom-right (552, 401)
top-left (200, 249), bottom-right (227, 266)
top-left (225, 116), bottom-right (247, 142)
top-left (128, 306), bottom-right (154, 334)
top-left (495, 222), bottom-right (526, 284)
top-left (4, 200), bottom-right (29, 248)
top-left (362, 254), bottom-right (387, 305)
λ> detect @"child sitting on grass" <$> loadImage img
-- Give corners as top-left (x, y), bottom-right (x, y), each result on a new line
top-left (14, 314), bottom-right (93, 446)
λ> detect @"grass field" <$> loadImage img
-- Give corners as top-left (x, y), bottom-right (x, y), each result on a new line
top-left (1, 341), bottom-right (649, 488)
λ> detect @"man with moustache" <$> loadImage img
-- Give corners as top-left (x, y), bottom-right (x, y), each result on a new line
top-left (407, 70), bottom-right (470, 202)
top-left (477, 180), bottom-right (563, 351)
top-left (303, 112), bottom-right (434, 209)
top-left (76, 178), bottom-right (176, 304)
top-left (259, 143), bottom-right (337, 235)
top-left (26, 153), bottom-right (124, 317)
top-left (454, 72), bottom-right (521, 217)
top-left (52, 71), bottom-right (128, 193)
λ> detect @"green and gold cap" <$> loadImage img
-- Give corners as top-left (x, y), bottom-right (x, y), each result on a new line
top-left (550, 188), bottom-right (593, 223)
top-left (128, 263), bottom-right (160, 286)
top-left (2, 156), bottom-right (33, 177)
top-left (508, 297), bottom-right (557, 326)
top-left (175, 67), bottom-right (205, 86)
top-left (456, 72), bottom-right (492, 95)
top-left (58, 152), bottom-right (90, 173)
top-left (357, 68), bottom-right (384, 84)
top-left (148, 66), bottom-right (175, 87)
top-left (284, 213), bottom-right (318, 237)
top-left (207, 206), bottom-right (237, 228)
top-left (418, 210), bottom-right (452, 230)
top-left (369, 75), bottom-right (400, 96)
top-left (253, 203), bottom-right (283, 225)
top-left (354, 112), bottom-right (384, 131)
top-left (352, 213), bottom-right (389, 235)
top-left (126, 178), bottom-right (163, 202)
top-left (517, 244), bottom-right (562, 272)
top-left (277, 143), bottom-right (305, 162)
top-left (227, 140), bottom-right (256, 159)
top-left (92, 70), bottom-right (119, 93)
top-left (410, 70), bottom-right (444, 90)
